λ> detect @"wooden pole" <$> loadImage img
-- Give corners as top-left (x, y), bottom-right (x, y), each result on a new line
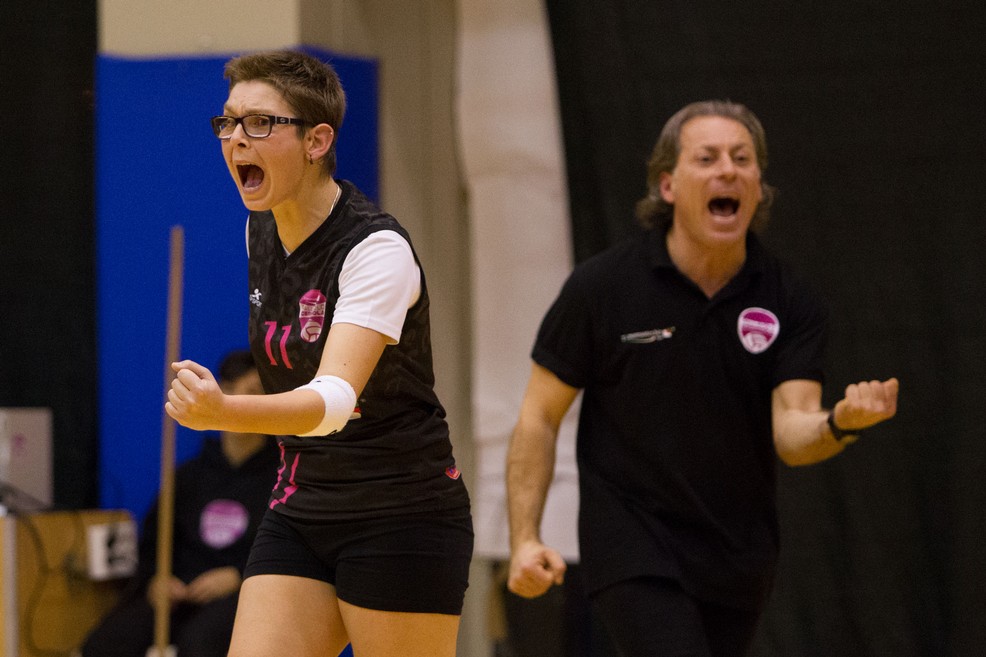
top-left (153, 226), bottom-right (184, 657)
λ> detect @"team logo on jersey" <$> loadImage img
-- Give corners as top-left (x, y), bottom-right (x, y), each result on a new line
top-left (737, 307), bottom-right (780, 354)
top-left (445, 465), bottom-right (462, 480)
top-left (250, 288), bottom-right (263, 307)
top-left (298, 289), bottom-right (328, 343)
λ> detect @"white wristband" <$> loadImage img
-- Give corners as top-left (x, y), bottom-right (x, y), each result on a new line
top-left (296, 375), bottom-right (357, 436)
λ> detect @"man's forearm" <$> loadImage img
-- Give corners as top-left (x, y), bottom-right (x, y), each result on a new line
top-left (506, 419), bottom-right (558, 550)
top-left (773, 408), bottom-right (850, 466)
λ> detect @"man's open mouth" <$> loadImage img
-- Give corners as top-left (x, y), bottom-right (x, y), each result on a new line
top-left (237, 164), bottom-right (265, 189)
top-left (709, 197), bottom-right (739, 216)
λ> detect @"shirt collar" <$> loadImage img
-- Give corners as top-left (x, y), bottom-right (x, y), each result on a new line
top-left (647, 226), bottom-right (767, 287)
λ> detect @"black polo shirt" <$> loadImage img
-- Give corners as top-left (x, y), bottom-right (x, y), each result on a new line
top-left (532, 228), bottom-right (827, 610)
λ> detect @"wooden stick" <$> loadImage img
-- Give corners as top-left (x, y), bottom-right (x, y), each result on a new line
top-left (153, 226), bottom-right (184, 656)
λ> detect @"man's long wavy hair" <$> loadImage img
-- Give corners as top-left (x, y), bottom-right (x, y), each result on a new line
top-left (634, 100), bottom-right (776, 232)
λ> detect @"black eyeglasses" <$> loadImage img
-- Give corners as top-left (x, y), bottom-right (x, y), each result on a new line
top-left (210, 114), bottom-right (307, 139)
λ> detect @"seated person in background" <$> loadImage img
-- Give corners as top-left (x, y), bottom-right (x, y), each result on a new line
top-left (81, 350), bottom-right (278, 657)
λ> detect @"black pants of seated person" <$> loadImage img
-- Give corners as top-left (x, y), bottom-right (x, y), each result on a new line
top-left (81, 592), bottom-right (238, 657)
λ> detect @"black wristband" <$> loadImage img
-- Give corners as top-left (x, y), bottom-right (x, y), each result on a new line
top-left (827, 412), bottom-right (860, 442)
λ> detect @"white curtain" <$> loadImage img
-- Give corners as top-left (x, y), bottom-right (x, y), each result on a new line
top-left (456, 0), bottom-right (580, 561)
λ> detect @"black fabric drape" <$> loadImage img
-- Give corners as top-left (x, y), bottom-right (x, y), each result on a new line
top-left (0, 1), bottom-right (98, 509)
top-left (546, 0), bottom-right (986, 655)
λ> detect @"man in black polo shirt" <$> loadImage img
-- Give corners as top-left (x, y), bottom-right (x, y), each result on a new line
top-left (505, 100), bottom-right (899, 657)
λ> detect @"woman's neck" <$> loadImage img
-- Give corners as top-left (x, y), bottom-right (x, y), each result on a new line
top-left (273, 178), bottom-right (341, 253)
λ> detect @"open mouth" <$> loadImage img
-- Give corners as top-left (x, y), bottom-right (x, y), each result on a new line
top-left (237, 164), bottom-right (265, 190)
top-left (708, 197), bottom-right (739, 217)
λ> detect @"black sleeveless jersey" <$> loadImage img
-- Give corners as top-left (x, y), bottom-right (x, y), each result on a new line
top-left (246, 180), bottom-right (470, 520)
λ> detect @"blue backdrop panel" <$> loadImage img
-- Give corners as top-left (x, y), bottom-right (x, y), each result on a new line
top-left (96, 49), bottom-right (378, 526)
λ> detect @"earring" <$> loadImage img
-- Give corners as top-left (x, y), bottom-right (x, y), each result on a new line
top-left (308, 154), bottom-right (314, 165)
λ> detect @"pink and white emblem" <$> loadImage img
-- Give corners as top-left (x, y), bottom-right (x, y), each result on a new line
top-left (199, 499), bottom-right (249, 549)
top-left (299, 289), bottom-right (328, 343)
top-left (737, 307), bottom-right (780, 354)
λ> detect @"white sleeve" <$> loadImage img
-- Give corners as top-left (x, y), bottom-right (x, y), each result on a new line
top-left (332, 230), bottom-right (421, 344)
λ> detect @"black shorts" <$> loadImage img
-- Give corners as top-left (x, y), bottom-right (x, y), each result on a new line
top-left (244, 506), bottom-right (474, 615)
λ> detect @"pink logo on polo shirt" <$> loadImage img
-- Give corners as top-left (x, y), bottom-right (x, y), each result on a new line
top-left (299, 289), bottom-right (328, 343)
top-left (199, 499), bottom-right (250, 549)
top-left (737, 307), bottom-right (780, 354)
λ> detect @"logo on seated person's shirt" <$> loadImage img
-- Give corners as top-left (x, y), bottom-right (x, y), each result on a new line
top-left (737, 307), bottom-right (780, 354)
top-left (199, 499), bottom-right (250, 548)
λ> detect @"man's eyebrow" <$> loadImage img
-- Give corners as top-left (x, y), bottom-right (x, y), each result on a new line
top-left (694, 143), bottom-right (752, 152)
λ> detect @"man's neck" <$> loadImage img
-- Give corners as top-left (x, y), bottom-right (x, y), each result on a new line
top-left (666, 228), bottom-right (747, 298)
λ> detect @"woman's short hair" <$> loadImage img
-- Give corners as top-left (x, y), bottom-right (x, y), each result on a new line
top-left (224, 50), bottom-right (346, 176)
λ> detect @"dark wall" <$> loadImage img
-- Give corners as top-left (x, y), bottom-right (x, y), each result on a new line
top-left (0, 2), bottom-right (99, 509)
top-left (547, 0), bottom-right (986, 655)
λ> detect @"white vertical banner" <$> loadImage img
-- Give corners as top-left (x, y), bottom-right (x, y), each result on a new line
top-left (456, 0), bottom-right (580, 561)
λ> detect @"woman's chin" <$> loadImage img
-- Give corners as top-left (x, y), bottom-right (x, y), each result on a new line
top-left (238, 188), bottom-right (272, 212)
